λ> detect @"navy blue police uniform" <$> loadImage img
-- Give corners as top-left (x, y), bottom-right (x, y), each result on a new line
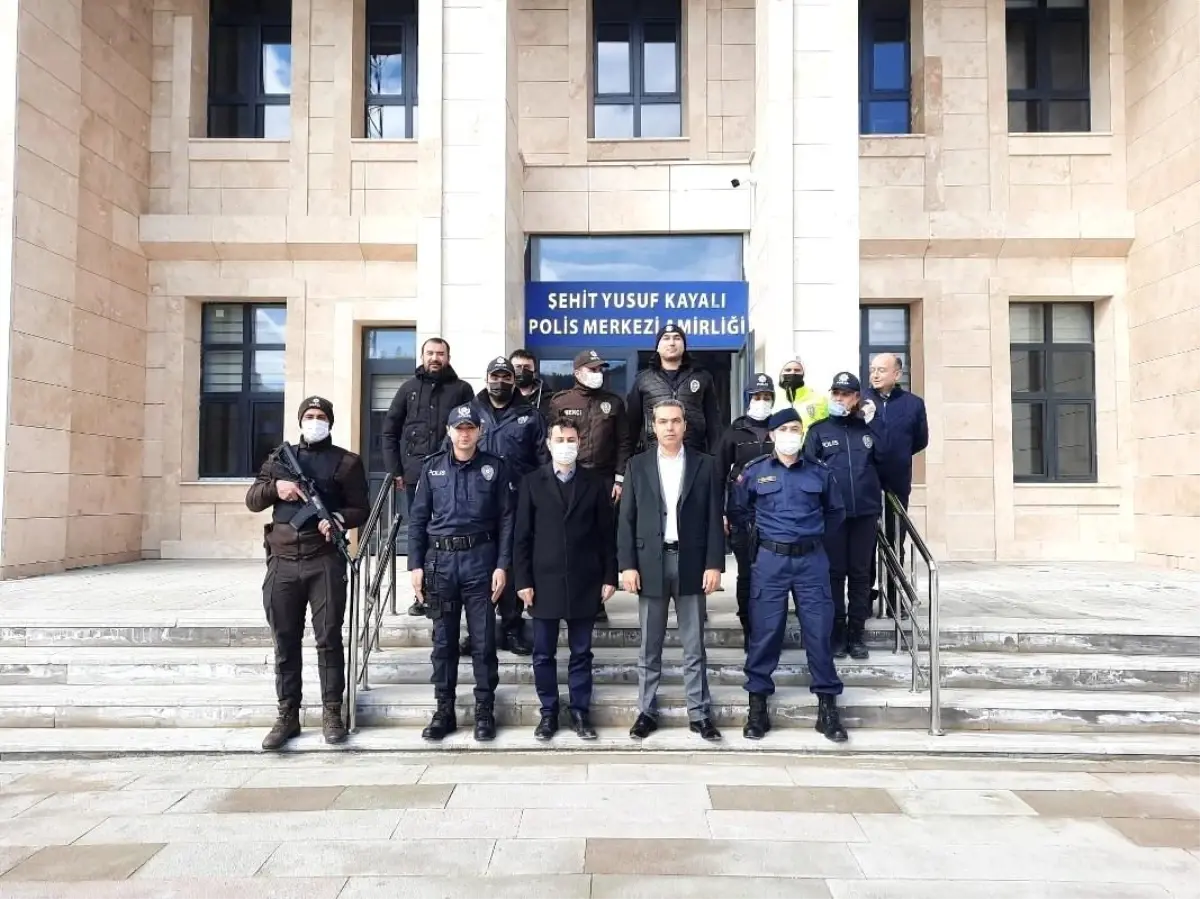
top-left (408, 403), bottom-right (516, 742)
top-left (802, 372), bottom-right (890, 660)
top-left (729, 407), bottom-right (848, 743)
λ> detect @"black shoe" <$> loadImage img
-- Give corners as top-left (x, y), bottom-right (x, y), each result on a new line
top-left (422, 700), bottom-right (458, 741)
top-left (595, 606), bottom-right (609, 623)
top-left (743, 691), bottom-right (770, 740)
top-left (459, 636), bottom-right (471, 656)
top-left (629, 712), bottom-right (658, 740)
top-left (261, 701), bottom-right (301, 751)
top-left (500, 630), bottom-right (533, 656)
top-left (570, 711), bottom-right (598, 741)
top-left (847, 638), bottom-right (869, 660)
top-left (534, 712), bottom-right (558, 742)
top-left (408, 600), bottom-right (426, 617)
top-left (474, 702), bottom-right (497, 742)
top-left (816, 693), bottom-right (848, 743)
top-left (832, 626), bottom-right (848, 660)
top-left (689, 718), bottom-right (722, 742)
top-left (322, 703), bottom-right (348, 744)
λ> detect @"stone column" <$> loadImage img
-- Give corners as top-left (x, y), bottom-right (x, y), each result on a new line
top-left (0, 0), bottom-right (17, 559)
top-left (791, 0), bottom-right (860, 385)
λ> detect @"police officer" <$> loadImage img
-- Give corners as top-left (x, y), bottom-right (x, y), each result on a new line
top-left (716, 372), bottom-right (777, 649)
top-left (409, 404), bottom-right (516, 742)
top-left (627, 324), bottom-right (721, 453)
top-left (246, 396), bottom-right (370, 750)
top-left (778, 357), bottom-right (829, 435)
top-left (802, 372), bottom-right (888, 661)
top-left (548, 348), bottom-right (633, 623)
top-left (728, 407), bottom-right (848, 743)
top-left (459, 356), bottom-right (548, 657)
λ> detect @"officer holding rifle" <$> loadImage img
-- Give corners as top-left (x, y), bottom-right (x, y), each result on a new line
top-left (246, 396), bottom-right (370, 751)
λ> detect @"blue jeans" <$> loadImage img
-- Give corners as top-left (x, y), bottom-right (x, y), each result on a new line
top-left (531, 617), bottom-right (594, 716)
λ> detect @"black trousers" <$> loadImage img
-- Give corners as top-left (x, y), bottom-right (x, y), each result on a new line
top-left (531, 617), bottom-right (595, 716)
top-left (729, 528), bottom-right (752, 629)
top-left (429, 546), bottom-right (501, 704)
top-left (263, 552), bottom-right (347, 706)
top-left (824, 514), bottom-right (876, 637)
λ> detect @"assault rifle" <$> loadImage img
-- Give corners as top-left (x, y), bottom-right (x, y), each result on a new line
top-left (276, 443), bottom-right (354, 566)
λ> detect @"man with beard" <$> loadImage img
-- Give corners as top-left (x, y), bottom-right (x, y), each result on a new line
top-left (382, 337), bottom-right (475, 617)
top-left (626, 324), bottom-right (721, 454)
top-left (778, 357), bottom-right (829, 437)
top-left (510, 348), bottom-right (553, 422)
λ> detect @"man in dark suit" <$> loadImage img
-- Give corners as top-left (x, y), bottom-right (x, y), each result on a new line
top-left (514, 416), bottom-right (618, 742)
top-left (617, 398), bottom-right (725, 743)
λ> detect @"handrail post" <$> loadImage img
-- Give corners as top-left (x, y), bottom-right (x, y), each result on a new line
top-left (388, 487), bottom-right (399, 616)
top-left (345, 563), bottom-right (359, 733)
top-left (928, 562), bottom-right (943, 735)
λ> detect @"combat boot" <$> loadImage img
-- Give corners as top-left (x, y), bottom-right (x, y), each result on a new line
top-left (261, 701), bottom-right (301, 751)
top-left (422, 697), bottom-right (458, 742)
top-left (816, 693), bottom-right (848, 743)
top-left (322, 702), bottom-right (348, 744)
top-left (474, 700), bottom-right (497, 742)
top-left (743, 691), bottom-right (771, 740)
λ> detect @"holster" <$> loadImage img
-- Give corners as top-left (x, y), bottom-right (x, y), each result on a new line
top-left (423, 554), bottom-right (443, 621)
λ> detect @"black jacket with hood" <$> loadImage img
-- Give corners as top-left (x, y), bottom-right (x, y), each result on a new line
top-left (381, 364), bottom-right (475, 485)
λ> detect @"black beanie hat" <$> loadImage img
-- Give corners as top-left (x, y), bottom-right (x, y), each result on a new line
top-left (656, 323), bottom-right (687, 349)
top-left (298, 395), bottom-right (334, 425)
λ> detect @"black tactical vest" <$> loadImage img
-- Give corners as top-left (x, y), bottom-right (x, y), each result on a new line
top-left (635, 366), bottom-right (710, 451)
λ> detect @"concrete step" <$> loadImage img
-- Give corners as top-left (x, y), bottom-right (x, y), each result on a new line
top-left (4, 613), bottom-right (1195, 657)
top-left (2, 646), bottom-right (1197, 693)
top-left (3, 682), bottom-right (1196, 734)
top-left (1, 725), bottom-right (1197, 759)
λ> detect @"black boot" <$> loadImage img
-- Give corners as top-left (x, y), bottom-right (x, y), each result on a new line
top-left (743, 691), bottom-right (770, 740)
top-left (261, 701), bottom-right (301, 751)
top-left (534, 712), bottom-right (558, 742)
top-left (422, 697), bottom-right (458, 741)
top-left (816, 693), bottom-right (848, 743)
top-left (474, 701), bottom-right (497, 742)
top-left (832, 621), bottom-right (848, 660)
top-left (846, 626), bottom-right (869, 660)
top-left (500, 630), bottom-right (533, 656)
top-left (322, 703), bottom-right (348, 744)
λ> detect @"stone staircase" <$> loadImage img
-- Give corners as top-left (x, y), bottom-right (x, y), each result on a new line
top-left (2, 595), bottom-right (1198, 752)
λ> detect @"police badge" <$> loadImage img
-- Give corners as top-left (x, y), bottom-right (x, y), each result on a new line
top-left (862, 434), bottom-right (874, 449)
top-left (690, 379), bottom-right (700, 392)
top-left (600, 401), bottom-right (612, 414)
top-left (481, 464), bottom-right (495, 481)
top-left (518, 416), bottom-right (529, 425)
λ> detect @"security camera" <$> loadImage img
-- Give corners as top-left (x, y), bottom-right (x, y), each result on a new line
top-left (731, 177), bottom-right (757, 188)
top-left (730, 178), bottom-right (741, 188)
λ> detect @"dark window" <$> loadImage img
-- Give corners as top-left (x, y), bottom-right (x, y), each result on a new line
top-left (860, 305), bottom-right (912, 391)
top-left (200, 303), bottom-right (287, 478)
top-left (360, 328), bottom-right (417, 503)
top-left (1010, 302), bottom-right (1096, 482)
top-left (528, 234), bottom-right (744, 282)
top-left (208, 0), bottom-right (292, 138)
top-left (593, 0), bottom-right (682, 139)
top-left (366, 0), bottom-right (418, 139)
top-left (860, 0), bottom-right (911, 135)
top-left (1006, 0), bottom-right (1090, 133)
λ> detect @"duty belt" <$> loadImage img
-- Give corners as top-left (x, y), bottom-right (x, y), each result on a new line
top-left (430, 533), bottom-right (493, 552)
top-left (758, 537), bottom-right (819, 557)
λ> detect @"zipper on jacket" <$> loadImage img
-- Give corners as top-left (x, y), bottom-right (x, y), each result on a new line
top-left (843, 418), bottom-right (857, 517)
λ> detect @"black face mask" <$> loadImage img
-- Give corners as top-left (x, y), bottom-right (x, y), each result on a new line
top-left (488, 382), bottom-right (514, 402)
top-left (515, 370), bottom-right (535, 388)
top-left (781, 373), bottom-right (805, 391)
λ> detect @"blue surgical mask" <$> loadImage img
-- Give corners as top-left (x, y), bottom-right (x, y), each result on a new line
top-left (828, 401), bottom-right (849, 417)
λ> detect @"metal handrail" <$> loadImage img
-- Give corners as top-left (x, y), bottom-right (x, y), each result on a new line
top-left (344, 480), bottom-right (401, 734)
top-left (876, 491), bottom-right (943, 736)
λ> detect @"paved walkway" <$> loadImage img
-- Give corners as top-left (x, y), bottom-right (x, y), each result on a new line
top-left (2, 559), bottom-right (1199, 632)
top-left (0, 752), bottom-right (1197, 897)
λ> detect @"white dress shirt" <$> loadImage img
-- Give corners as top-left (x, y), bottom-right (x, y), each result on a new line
top-left (657, 445), bottom-right (686, 543)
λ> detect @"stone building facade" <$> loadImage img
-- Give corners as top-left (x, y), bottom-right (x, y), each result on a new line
top-left (0, 0), bottom-right (1195, 577)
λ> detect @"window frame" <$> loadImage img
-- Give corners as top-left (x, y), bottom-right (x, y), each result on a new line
top-left (365, 0), bottom-right (419, 140)
top-left (859, 0), bottom-right (912, 135)
top-left (592, 0), bottom-right (683, 139)
top-left (207, 0), bottom-right (293, 139)
top-left (199, 302), bottom-right (288, 479)
top-left (859, 305), bottom-right (912, 391)
top-left (1009, 302), bottom-right (1097, 484)
top-left (1005, 0), bottom-right (1091, 133)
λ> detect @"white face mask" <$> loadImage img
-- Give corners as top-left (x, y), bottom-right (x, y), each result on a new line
top-left (550, 442), bottom-right (579, 466)
top-left (747, 399), bottom-right (772, 420)
top-left (578, 370), bottom-right (603, 390)
top-left (773, 431), bottom-right (803, 456)
top-left (301, 419), bottom-right (330, 443)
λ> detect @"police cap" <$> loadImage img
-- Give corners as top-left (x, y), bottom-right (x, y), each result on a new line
top-left (573, 349), bottom-right (607, 370)
top-left (830, 371), bottom-right (861, 392)
top-left (447, 404), bottom-right (482, 428)
top-left (486, 356), bottom-right (515, 376)
top-left (767, 407), bottom-right (800, 431)
top-left (748, 372), bottom-right (775, 394)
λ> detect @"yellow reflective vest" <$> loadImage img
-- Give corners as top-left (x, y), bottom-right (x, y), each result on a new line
top-left (783, 386), bottom-right (829, 435)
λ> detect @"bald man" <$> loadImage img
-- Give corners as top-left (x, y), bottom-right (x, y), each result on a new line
top-left (863, 353), bottom-right (928, 617)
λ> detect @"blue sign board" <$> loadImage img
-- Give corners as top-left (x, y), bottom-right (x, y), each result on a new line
top-left (524, 281), bottom-right (749, 350)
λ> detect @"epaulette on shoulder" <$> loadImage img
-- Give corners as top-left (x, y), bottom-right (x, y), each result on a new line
top-left (734, 453), bottom-right (773, 483)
